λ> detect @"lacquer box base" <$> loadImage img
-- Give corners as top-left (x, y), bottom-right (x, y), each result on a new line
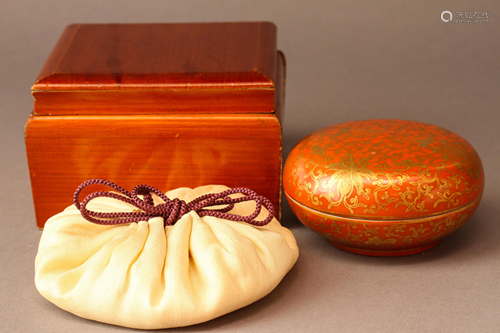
top-left (331, 242), bottom-right (441, 257)
top-left (25, 23), bottom-right (285, 228)
top-left (287, 192), bottom-right (481, 257)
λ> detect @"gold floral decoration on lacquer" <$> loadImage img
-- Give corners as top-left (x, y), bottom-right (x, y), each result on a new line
top-left (319, 153), bottom-right (378, 214)
top-left (288, 120), bottom-right (483, 219)
top-left (294, 205), bottom-right (476, 249)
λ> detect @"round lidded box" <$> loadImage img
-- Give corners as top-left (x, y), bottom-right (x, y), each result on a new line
top-left (284, 119), bottom-right (484, 256)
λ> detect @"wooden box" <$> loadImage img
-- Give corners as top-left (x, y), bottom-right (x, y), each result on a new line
top-left (25, 22), bottom-right (285, 228)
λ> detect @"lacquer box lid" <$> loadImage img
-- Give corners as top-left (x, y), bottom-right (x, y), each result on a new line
top-left (284, 119), bottom-right (484, 220)
top-left (31, 22), bottom-right (282, 116)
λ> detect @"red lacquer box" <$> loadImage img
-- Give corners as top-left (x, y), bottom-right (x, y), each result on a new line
top-left (283, 119), bottom-right (484, 256)
top-left (25, 22), bottom-right (285, 228)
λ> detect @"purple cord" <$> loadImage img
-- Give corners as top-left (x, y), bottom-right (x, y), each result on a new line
top-left (73, 179), bottom-right (274, 226)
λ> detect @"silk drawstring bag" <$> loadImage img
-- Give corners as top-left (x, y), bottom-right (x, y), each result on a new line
top-left (35, 180), bottom-right (299, 329)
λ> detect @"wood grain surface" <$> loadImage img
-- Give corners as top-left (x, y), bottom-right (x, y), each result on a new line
top-left (26, 114), bottom-right (282, 227)
top-left (26, 22), bottom-right (285, 227)
top-left (32, 22), bottom-right (278, 115)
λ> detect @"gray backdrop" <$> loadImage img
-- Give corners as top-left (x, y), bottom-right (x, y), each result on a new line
top-left (1, 0), bottom-right (499, 332)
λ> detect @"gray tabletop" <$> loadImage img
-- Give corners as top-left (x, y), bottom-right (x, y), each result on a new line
top-left (1, 1), bottom-right (499, 332)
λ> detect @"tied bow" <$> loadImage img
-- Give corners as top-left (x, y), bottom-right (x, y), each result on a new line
top-left (73, 179), bottom-right (275, 226)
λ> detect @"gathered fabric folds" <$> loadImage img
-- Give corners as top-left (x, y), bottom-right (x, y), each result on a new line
top-left (35, 185), bottom-right (299, 329)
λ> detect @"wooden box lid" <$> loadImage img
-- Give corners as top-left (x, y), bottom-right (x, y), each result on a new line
top-left (32, 22), bottom-right (280, 115)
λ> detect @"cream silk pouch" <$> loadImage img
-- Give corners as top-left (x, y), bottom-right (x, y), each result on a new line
top-left (35, 181), bottom-right (299, 330)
